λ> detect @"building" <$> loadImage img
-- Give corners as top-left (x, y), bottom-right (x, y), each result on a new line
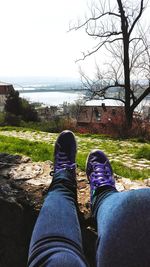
top-left (0, 82), bottom-right (15, 112)
top-left (36, 106), bottom-right (58, 121)
top-left (77, 105), bottom-right (124, 124)
top-left (141, 106), bottom-right (150, 121)
top-left (77, 104), bottom-right (125, 135)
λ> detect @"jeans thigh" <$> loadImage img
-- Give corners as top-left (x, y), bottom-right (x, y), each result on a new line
top-left (96, 188), bottom-right (150, 267)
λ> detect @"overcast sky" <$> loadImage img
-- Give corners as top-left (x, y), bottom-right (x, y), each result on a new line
top-left (0, 0), bottom-right (98, 79)
top-left (0, 0), bottom-right (149, 81)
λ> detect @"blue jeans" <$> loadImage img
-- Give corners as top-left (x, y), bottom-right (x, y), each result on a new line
top-left (28, 170), bottom-right (150, 267)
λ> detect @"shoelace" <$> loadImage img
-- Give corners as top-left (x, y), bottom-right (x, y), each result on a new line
top-left (88, 157), bottom-right (115, 203)
top-left (90, 161), bottom-right (112, 185)
top-left (55, 152), bottom-right (76, 171)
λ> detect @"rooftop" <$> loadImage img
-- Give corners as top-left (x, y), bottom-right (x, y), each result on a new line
top-left (0, 82), bottom-right (12, 86)
top-left (0, 82), bottom-right (14, 95)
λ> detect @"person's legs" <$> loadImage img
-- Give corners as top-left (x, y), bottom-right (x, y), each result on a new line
top-left (95, 188), bottom-right (150, 267)
top-left (86, 150), bottom-right (150, 267)
top-left (28, 131), bottom-right (87, 267)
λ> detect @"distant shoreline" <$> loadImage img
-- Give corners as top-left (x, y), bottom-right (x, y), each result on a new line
top-left (18, 89), bottom-right (150, 103)
top-left (17, 89), bottom-right (85, 93)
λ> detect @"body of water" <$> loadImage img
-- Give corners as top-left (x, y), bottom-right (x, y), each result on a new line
top-left (19, 90), bottom-right (150, 111)
top-left (14, 78), bottom-right (150, 109)
top-left (19, 91), bottom-right (84, 106)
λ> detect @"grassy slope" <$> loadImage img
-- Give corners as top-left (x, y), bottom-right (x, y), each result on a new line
top-left (0, 127), bottom-right (150, 179)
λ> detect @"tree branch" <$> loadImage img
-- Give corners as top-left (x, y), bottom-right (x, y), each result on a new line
top-left (85, 83), bottom-right (125, 99)
top-left (102, 95), bottom-right (125, 103)
top-left (131, 86), bottom-right (150, 110)
top-left (76, 37), bottom-right (123, 62)
top-left (85, 27), bottom-right (122, 38)
top-left (129, 0), bottom-right (144, 36)
top-left (69, 12), bottom-right (121, 31)
top-left (129, 37), bottom-right (143, 43)
top-left (87, 93), bottom-right (125, 104)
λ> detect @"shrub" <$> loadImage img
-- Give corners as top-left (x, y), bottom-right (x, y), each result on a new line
top-left (4, 90), bottom-right (38, 123)
top-left (5, 90), bottom-right (22, 115)
top-left (21, 99), bottom-right (39, 122)
top-left (4, 113), bottom-right (21, 126)
top-left (0, 112), bottom-right (5, 126)
top-left (19, 117), bottom-right (76, 133)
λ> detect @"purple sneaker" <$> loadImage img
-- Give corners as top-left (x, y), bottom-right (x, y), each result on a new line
top-left (86, 150), bottom-right (116, 202)
top-left (54, 130), bottom-right (77, 173)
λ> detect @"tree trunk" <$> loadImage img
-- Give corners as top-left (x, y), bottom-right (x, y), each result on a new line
top-left (117, 0), bottom-right (131, 129)
top-left (125, 107), bottom-right (133, 129)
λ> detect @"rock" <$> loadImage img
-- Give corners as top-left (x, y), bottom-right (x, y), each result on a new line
top-left (0, 153), bottom-right (50, 267)
top-left (145, 178), bottom-right (150, 186)
top-left (116, 182), bottom-right (125, 191)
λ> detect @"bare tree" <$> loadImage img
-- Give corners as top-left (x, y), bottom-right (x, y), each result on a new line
top-left (71, 0), bottom-right (150, 127)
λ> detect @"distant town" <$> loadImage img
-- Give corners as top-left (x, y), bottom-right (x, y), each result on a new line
top-left (0, 80), bottom-right (149, 138)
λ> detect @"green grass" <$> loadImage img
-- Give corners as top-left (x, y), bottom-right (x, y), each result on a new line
top-left (0, 126), bottom-right (36, 133)
top-left (0, 135), bottom-right (54, 162)
top-left (111, 161), bottom-right (150, 180)
top-left (77, 135), bottom-right (139, 157)
top-left (135, 144), bottom-right (150, 160)
top-left (0, 129), bottom-right (150, 180)
top-left (77, 151), bottom-right (88, 170)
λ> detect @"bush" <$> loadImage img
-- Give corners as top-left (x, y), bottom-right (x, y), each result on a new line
top-left (0, 112), bottom-right (5, 126)
top-left (21, 99), bottom-right (39, 122)
top-left (4, 113), bottom-right (21, 126)
top-left (4, 90), bottom-right (39, 123)
top-left (5, 90), bottom-right (22, 115)
top-left (19, 117), bottom-right (76, 133)
top-left (124, 117), bottom-right (150, 141)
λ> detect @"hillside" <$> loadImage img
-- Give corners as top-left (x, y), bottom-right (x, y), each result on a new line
top-left (0, 128), bottom-right (150, 267)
